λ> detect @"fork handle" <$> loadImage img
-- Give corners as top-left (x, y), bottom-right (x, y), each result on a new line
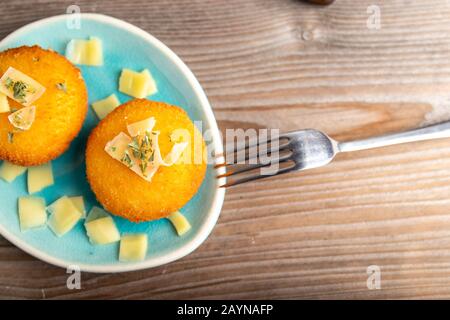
top-left (338, 121), bottom-right (450, 153)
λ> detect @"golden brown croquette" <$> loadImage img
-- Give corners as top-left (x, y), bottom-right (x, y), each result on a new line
top-left (86, 99), bottom-right (207, 222)
top-left (0, 46), bottom-right (88, 166)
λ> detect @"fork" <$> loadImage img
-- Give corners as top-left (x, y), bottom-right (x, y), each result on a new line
top-left (216, 121), bottom-right (450, 187)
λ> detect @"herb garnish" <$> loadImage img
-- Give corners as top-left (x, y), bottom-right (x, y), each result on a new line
top-left (7, 132), bottom-right (14, 144)
top-left (4, 77), bottom-right (35, 103)
top-left (56, 82), bottom-right (67, 93)
top-left (121, 150), bottom-right (134, 168)
top-left (126, 131), bottom-right (155, 177)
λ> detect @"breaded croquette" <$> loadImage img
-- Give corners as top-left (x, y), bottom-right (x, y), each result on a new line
top-left (86, 99), bottom-right (207, 222)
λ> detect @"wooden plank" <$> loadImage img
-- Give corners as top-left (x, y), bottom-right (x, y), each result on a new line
top-left (2, 0), bottom-right (450, 299)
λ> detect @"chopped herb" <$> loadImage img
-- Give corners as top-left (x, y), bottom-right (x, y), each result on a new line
top-left (4, 78), bottom-right (34, 103)
top-left (110, 146), bottom-right (116, 152)
top-left (125, 130), bottom-right (156, 175)
top-left (4, 77), bottom-right (13, 89)
top-left (7, 132), bottom-right (14, 143)
top-left (56, 82), bottom-right (67, 93)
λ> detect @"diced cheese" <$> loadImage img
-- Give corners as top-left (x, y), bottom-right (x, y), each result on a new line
top-left (91, 94), bottom-right (120, 120)
top-left (27, 162), bottom-right (54, 194)
top-left (0, 161), bottom-right (27, 183)
top-left (65, 37), bottom-right (103, 66)
top-left (119, 234), bottom-right (148, 262)
top-left (85, 37), bottom-right (103, 66)
top-left (126, 117), bottom-right (155, 137)
top-left (70, 196), bottom-right (86, 218)
top-left (141, 69), bottom-right (158, 96)
top-left (167, 211), bottom-right (191, 236)
top-left (47, 196), bottom-right (82, 237)
top-left (85, 216), bottom-right (120, 245)
top-left (8, 105), bottom-right (36, 131)
top-left (0, 92), bottom-right (10, 113)
top-left (0, 67), bottom-right (46, 106)
top-left (118, 69), bottom-right (149, 99)
top-left (85, 206), bottom-right (110, 223)
top-left (18, 197), bottom-right (47, 231)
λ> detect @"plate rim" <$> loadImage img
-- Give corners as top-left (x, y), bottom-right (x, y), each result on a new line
top-left (0, 13), bottom-right (226, 273)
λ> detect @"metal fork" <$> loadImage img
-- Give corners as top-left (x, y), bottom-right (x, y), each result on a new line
top-left (216, 121), bottom-right (450, 188)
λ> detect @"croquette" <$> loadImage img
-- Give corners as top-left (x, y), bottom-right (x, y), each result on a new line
top-left (86, 99), bottom-right (207, 222)
top-left (0, 46), bottom-right (88, 166)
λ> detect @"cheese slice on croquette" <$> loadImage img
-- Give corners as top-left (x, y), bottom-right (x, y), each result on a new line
top-left (104, 116), bottom-right (188, 182)
top-left (86, 99), bottom-right (207, 222)
top-left (0, 46), bottom-right (88, 166)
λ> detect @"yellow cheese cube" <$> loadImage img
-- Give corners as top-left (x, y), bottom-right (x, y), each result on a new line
top-left (18, 197), bottom-right (47, 231)
top-left (91, 94), bottom-right (120, 120)
top-left (47, 196), bottom-right (82, 237)
top-left (0, 161), bottom-right (27, 183)
top-left (141, 69), bottom-right (158, 96)
top-left (0, 92), bottom-right (10, 113)
top-left (119, 69), bottom-right (149, 99)
top-left (69, 196), bottom-right (86, 218)
top-left (0, 67), bottom-right (46, 106)
top-left (65, 37), bottom-right (103, 66)
top-left (119, 234), bottom-right (148, 262)
top-left (167, 211), bottom-right (191, 236)
top-left (28, 162), bottom-right (54, 194)
top-left (85, 216), bottom-right (120, 245)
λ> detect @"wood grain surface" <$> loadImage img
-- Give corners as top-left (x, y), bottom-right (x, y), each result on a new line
top-left (2, 0), bottom-right (450, 299)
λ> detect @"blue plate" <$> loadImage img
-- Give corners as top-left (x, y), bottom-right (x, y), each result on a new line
top-left (0, 14), bottom-right (225, 272)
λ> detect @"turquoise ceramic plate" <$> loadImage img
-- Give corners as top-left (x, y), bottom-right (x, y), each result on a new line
top-left (0, 14), bottom-right (225, 272)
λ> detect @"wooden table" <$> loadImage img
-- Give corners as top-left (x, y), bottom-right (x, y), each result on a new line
top-left (2, 0), bottom-right (450, 299)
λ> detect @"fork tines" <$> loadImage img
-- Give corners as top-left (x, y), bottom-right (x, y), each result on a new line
top-left (215, 133), bottom-right (295, 188)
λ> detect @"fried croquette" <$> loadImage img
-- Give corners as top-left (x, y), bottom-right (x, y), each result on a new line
top-left (0, 46), bottom-right (88, 166)
top-left (86, 99), bottom-right (207, 222)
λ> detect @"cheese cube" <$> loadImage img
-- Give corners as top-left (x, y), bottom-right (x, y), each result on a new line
top-left (119, 234), bottom-right (148, 262)
top-left (47, 196), bottom-right (83, 237)
top-left (141, 69), bottom-right (158, 96)
top-left (0, 161), bottom-right (27, 183)
top-left (91, 94), bottom-right (120, 120)
top-left (70, 196), bottom-right (86, 218)
top-left (0, 92), bottom-right (10, 113)
top-left (119, 69), bottom-right (149, 99)
top-left (167, 211), bottom-right (191, 236)
top-left (18, 197), bottom-right (47, 231)
top-left (65, 37), bottom-right (103, 66)
top-left (85, 216), bottom-right (120, 245)
top-left (0, 67), bottom-right (46, 106)
top-left (28, 162), bottom-right (54, 194)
